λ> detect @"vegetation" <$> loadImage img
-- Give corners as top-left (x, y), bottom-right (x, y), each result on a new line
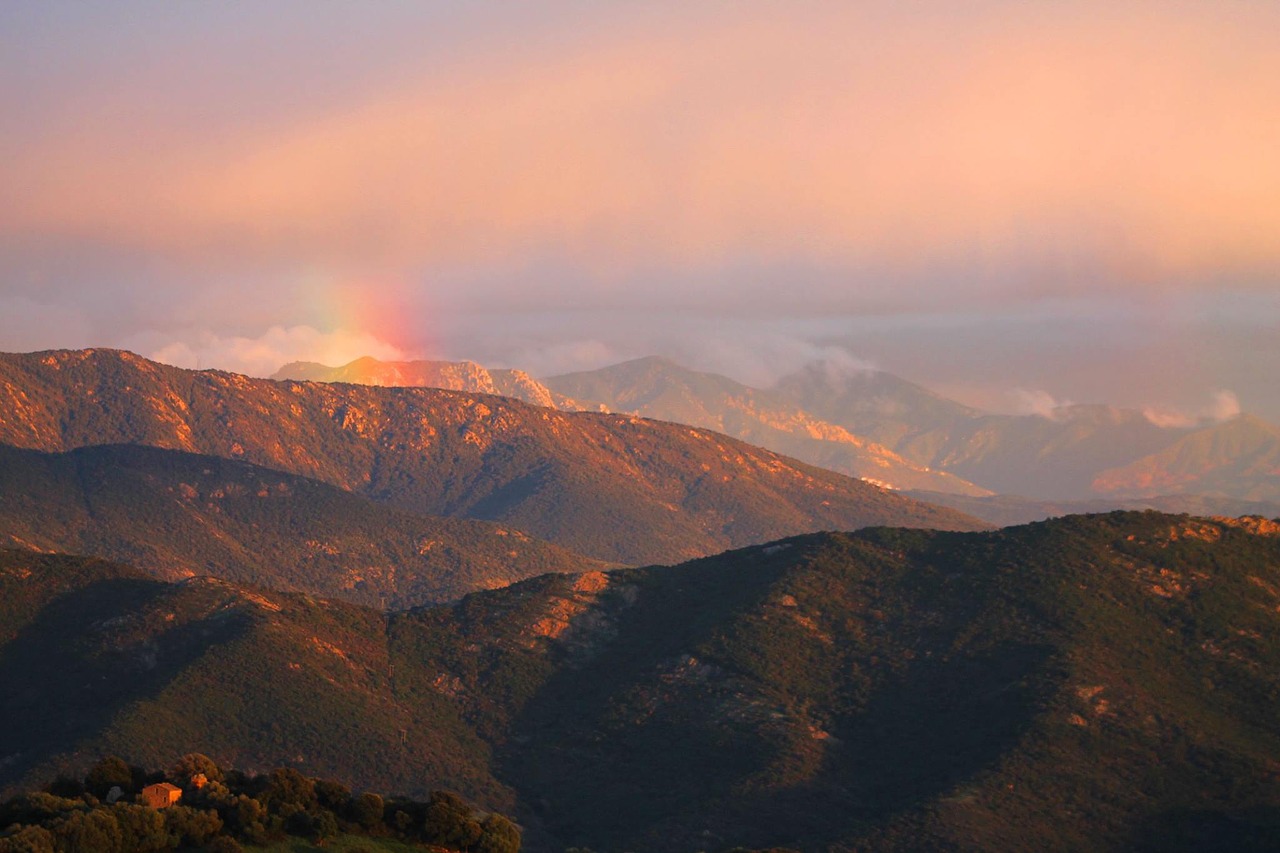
top-left (0, 443), bottom-right (607, 608)
top-left (0, 756), bottom-right (519, 852)
top-left (4, 505), bottom-right (1280, 850)
top-left (902, 487), bottom-right (1280, 528)
top-left (388, 511), bottom-right (1280, 851)
top-left (0, 348), bottom-right (985, 566)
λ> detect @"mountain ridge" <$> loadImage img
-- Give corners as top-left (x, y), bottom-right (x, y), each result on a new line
top-left (547, 355), bottom-right (1278, 502)
top-left (273, 356), bottom-right (585, 411)
top-left (543, 356), bottom-right (992, 495)
top-left (0, 442), bottom-right (609, 608)
top-left (4, 512), bottom-right (1280, 851)
top-left (1093, 414), bottom-right (1280, 501)
top-left (267, 353), bottom-right (1280, 504)
top-left (0, 349), bottom-right (986, 566)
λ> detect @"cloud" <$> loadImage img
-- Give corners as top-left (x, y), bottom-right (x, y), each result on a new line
top-left (5, 1), bottom-right (1280, 313)
top-left (1208, 389), bottom-right (1243, 421)
top-left (134, 326), bottom-right (412, 378)
top-left (1014, 389), bottom-right (1074, 419)
top-left (811, 346), bottom-right (879, 381)
top-left (689, 341), bottom-right (878, 390)
top-left (1142, 389), bottom-right (1241, 428)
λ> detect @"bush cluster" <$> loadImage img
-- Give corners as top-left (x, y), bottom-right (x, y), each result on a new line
top-left (0, 754), bottom-right (520, 852)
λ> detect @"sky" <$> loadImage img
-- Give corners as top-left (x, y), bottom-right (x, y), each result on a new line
top-left (2, 1), bottom-right (1279, 421)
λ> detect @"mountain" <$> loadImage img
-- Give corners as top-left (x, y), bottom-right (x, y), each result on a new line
top-left (770, 359), bottom-right (983, 449)
top-left (0, 443), bottom-right (607, 608)
top-left (278, 355), bottom-right (1280, 503)
top-left (402, 512), bottom-right (1280, 851)
top-left (276, 354), bottom-right (1280, 504)
top-left (908, 405), bottom-right (1195, 499)
top-left (0, 549), bottom-right (510, 809)
top-left (5, 512), bottom-right (1280, 851)
top-left (772, 362), bottom-right (1192, 499)
top-left (0, 349), bottom-right (985, 565)
top-left (273, 356), bottom-right (583, 411)
top-left (544, 356), bottom-right (990, 495)
top-left (544, 356), bottom-right (1208, 499)
top-left (1093, 414), bottom-right (1280, 502)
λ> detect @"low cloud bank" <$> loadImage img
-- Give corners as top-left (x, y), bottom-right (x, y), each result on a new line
top-left (137, 326), bottom-right (411, 378)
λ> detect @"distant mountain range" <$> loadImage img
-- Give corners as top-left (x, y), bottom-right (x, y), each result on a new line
top-left (549, 356), bottom-right (1280, 503)
top-left (282, 354), bottom-right (1280, 508)
top-left (5, 511), bottom-right (1280, 851)
top-left (1092, 413), bottom-right (1280, 501)
top-left (544, 356), bottom-right (991, 496)
top-left (0, 349), bottom-right (984, 566)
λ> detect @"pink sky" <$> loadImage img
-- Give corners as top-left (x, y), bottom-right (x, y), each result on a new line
top-left (2, 1), bottom-right (1278, 419)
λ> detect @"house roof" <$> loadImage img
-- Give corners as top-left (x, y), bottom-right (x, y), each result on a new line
top-left (145, 782), bottom-right (183, 793)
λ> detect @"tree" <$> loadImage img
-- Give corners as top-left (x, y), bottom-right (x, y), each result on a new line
top-left (162, 804), bottom-right (223, 847)
top-left (477, 813), bottom-right (522, 853)
top-left (0, 825), bottom-right (55, 853)
top-left (50, 809), bottom-right (123, 853)
top-left (43, 777), bottom-right (83, 799)
top-left (313, 778), bottom-right (350, 813)
top-left (168, 753), bottom-right (224, 787)
top-left (423, 790), bottom-right (482, 850)
top-left (204, 837), bottom-right (244, 853)
top-left (0, 793), bottom-right (82, 827)
top-left (108, 803), bottom-right (167, 852)
top-left (348, 792), bottom-right (385, 833)
top-left (84, 757), bottom-right (132, 800)
top-left (311, 809), bottom-right (339, 843)
top-left (257, 768), bottom-right (316, 815)
top-left (224, 795), bottom-right (268, 844)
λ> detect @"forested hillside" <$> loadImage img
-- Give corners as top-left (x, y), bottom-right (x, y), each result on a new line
top-left (3, 512), bottom-right (1279, 851)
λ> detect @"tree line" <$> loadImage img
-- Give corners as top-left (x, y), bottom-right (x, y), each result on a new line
top-left (0, 754), bottom-right (520, 852)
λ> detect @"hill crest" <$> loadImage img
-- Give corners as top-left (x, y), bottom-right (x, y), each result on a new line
top-left (0, 349), bottom-right (986, 565)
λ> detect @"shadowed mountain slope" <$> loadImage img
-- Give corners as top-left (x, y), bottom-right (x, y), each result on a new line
top-left (6, 512), bottom-right (1278, 851)
top-left (0, 443), bottom-right (606, 608)
top-left (905, 405), bottom-right (1192, 499)
top-left (0, 349), bottom-right (985, 565)
top-left (396, 511), bottom-right (1280, 851)
top-left (0, 549), bottom-right (508, 808)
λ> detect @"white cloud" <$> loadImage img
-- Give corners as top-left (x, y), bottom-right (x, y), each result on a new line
top-left (1208, 389), bottom-right (1242, 421)
top-left (135, 325), bottom-right (411, 377)
top-left (1143, 389), bottom-right (1241, 428)
top-left (1014, 389), bottom-right (1074, 419)
top-left (658, 338), bottom-right (877, 388)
